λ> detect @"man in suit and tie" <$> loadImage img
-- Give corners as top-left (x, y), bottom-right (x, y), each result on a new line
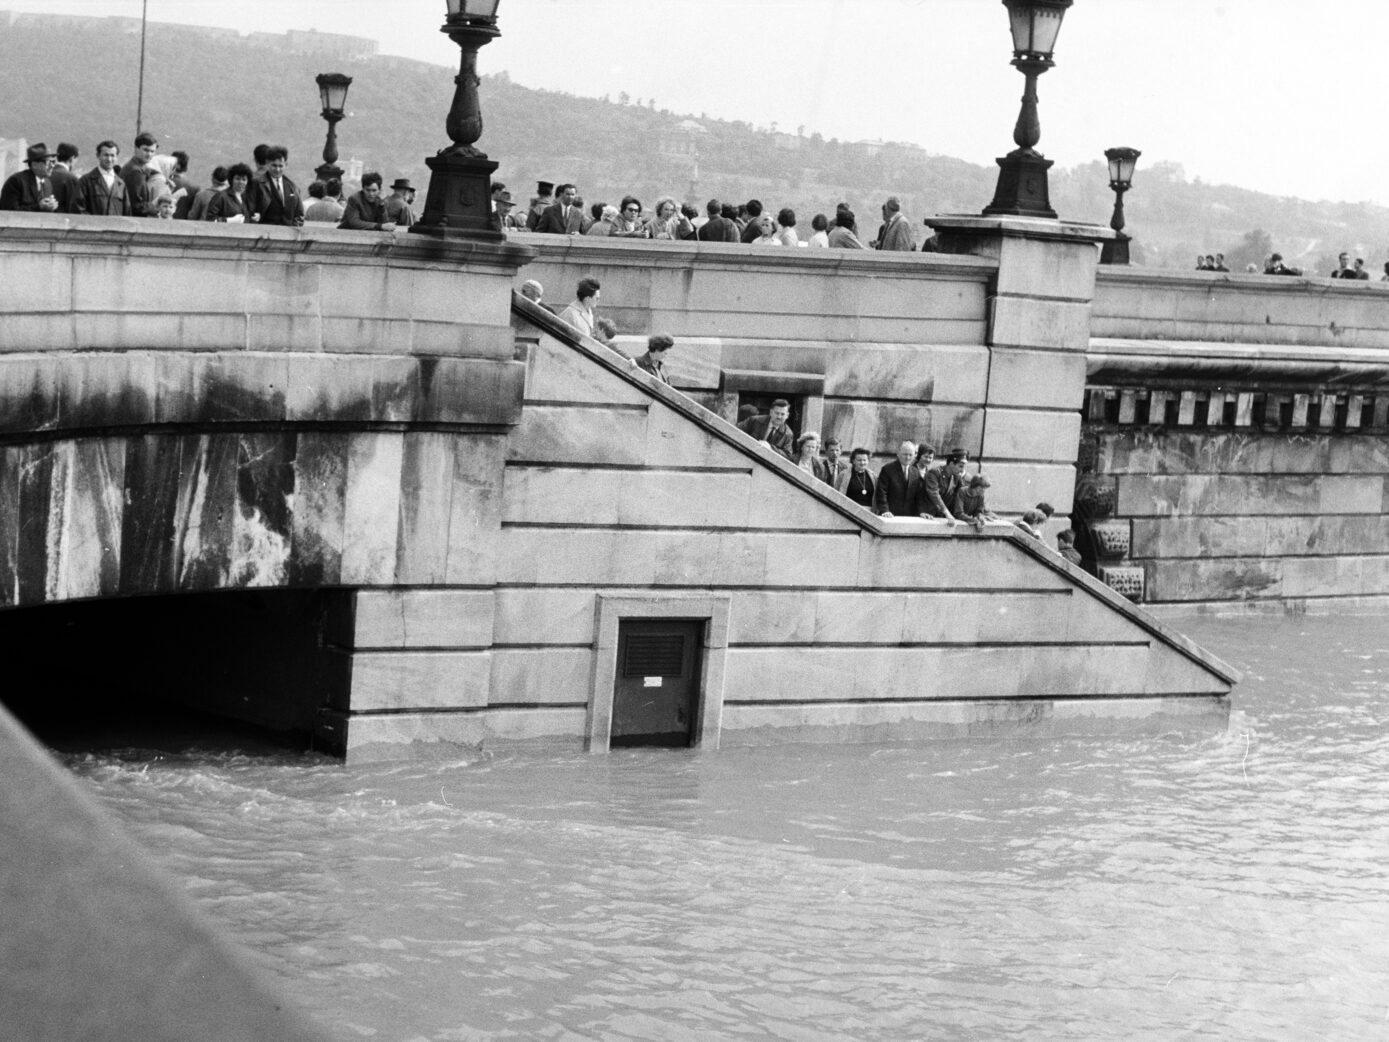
top-left (821, 438), bottom-right (845, 489)
top-left (536, 183), bottom-right (583, 234)
top-left (0, 143), bottom-right (59, 212)
top-left (837, 447), bottom-right (877, 509)
top-left (73, 140), bottom-right (131, 216)
top-left (873, 440), bottom-right (921, 517)
top-left (738, 399), bottom-right (796, 463)
top-left (247, 146), bottom-right (304, 226)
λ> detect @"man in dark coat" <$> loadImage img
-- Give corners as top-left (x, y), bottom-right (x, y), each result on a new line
top-left (873, 441), bottom-right (921, 517)
top-left (922, 447), bottom-right (969, 522)
top-left (696, 198), bottom-right (739, 242)
top-left (73, 140), bottom-right (130, 216)
top-left (338, 172), bottom-right (396, 231)
top-left (47, 143), bottom-right (79, 212)
top-left (0, 143), bottom-right (58, 212)
top-left (525, 180), bottom-right (554, 231)
top-left (738, 399), bottom-right (795, 462)
top-left (535, 183), bottom-right (583, 234)
top-left (120, 132), bottom-right (158, 217)
top-left (634, 334), bottom-right (674, 384)
top-left (384, 177), bottom-right (415, 228)
top-left (247, 145), bottom-right (304, 226)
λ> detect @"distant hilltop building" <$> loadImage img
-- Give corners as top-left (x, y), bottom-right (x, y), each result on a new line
top-left (0, 10), bottom-right (376, 60)
top-left (253, 28), bottom-right (378, 61)
top-left (659, 120), bottom-right (707, 157)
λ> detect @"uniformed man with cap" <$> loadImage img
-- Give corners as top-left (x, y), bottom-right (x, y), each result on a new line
top-left (525, 179), bottom-right (554, 231)
top-left (0, 143), bottom-right (59, 212)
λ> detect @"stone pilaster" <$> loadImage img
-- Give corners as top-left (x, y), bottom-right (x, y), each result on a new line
top-left (926, 215), bottom-right (1110, 517)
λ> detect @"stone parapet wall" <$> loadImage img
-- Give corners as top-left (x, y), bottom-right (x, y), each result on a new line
top-left (1083, 426), bottom-right (1389, 606)
top-left (0, 212), bottom-right (532, 358)
top-left (511, 232), bottom-right (995, 345)
top-left (1093, 266), bottom-right (1389, 349)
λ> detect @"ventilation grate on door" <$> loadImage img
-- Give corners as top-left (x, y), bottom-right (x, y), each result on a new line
top-left (622, 634), bottom-right (686, 677)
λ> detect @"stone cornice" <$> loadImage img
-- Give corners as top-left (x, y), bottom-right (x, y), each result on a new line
top-left (0, 212), bottom-right (536, 274)
top-left (509, 230), bottom-right (997, 281)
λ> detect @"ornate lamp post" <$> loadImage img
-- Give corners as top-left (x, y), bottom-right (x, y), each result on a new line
top-left (314, 73), bottom-right (352, 182)
top-left (1099, 147), bottom-right (1141, 265)
top-left (413, 0), bottom-right (504, 242)
top-left (983, 0), bottom-right (1073, 219)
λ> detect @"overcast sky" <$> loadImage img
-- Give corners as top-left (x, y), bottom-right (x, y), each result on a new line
top-left (6, 0), bottom-right (1388, 206)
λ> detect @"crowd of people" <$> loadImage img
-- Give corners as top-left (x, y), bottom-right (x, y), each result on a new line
top-left (1198, 249), bottom-right (1389, 281)
top-left (523, 274), bottom-right (1079, 560)
top-left (733, 402), bottom-right (1075, 554)
top-left (0, 137), bottom-right (422, 232)
top-left (521, 280), bottom-right (1083, 560)
top-left (0, 142), bottom-right (937, 253)
top-left (502, 179), bottom-right (933, 251)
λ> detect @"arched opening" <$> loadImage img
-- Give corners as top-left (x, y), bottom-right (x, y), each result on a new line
top-left (0, 589), bottom-right (352, 756)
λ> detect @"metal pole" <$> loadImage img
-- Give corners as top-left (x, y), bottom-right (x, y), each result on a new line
top-left (135, 0), bottom-right (148, 136)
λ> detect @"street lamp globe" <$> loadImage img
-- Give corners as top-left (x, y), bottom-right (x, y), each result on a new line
top-left (1106, 146), bottom-right (1141, 190)
top-left (1005, 0), bottom-right (1071, 60)
top-left (445, 0), bottom-right (501, 21)
top-left (316, 73), bottom-right (352, 118)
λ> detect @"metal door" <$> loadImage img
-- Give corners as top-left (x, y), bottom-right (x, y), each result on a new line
top-left (612, 620), bottom-right (702, 747)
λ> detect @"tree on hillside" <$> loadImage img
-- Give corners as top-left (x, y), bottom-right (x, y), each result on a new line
top-left (1225, 229), bottom-right (1273, 273)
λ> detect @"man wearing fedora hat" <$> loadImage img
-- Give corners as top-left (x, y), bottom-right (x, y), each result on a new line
top-left (492, 189), bottom-right (521, 232)
top-left (385, 177), bottom-right (415, 228)
top-left (0, 143), bottom-right (60, 212)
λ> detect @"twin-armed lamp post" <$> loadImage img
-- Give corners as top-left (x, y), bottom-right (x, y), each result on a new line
top-left (983, 0), bottom-right (1073, 219)
top-left (315, 73), bottom-right (352, 183)
top-left (1099, 146), bottom-right (1140, 265)
top-left (414, 0), bottom-right (504, 242)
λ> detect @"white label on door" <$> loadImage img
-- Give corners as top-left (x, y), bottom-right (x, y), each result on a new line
top-left (643, 676), bottom-right (663, 687)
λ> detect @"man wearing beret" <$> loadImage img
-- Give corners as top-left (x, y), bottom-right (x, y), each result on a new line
top-left (0, 143), bottom-right (59, 212)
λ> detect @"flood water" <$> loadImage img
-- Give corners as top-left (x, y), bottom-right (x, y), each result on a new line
top-left (63, 613), bottom-right (1389, 1041)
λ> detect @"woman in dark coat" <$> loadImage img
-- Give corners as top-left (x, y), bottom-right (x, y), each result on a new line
top-left (205, 162), bottom-right (252, 223)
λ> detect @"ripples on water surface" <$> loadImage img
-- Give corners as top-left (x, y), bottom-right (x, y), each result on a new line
top-left (66, 614), bottom-right (1389, 1041)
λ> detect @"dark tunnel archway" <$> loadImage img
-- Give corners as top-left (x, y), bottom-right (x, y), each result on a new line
top-left (0, 589), bottom-right (353, 757)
